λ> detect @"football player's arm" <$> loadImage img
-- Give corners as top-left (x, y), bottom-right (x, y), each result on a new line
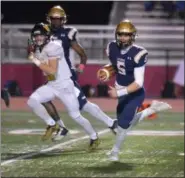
top-left (28, 53), bottom-right (58, 75)
top-left (121, 66), bottom-right (145, 93)
top-left (28, 46), bottom-right (60, 75)
top-left (69, 28), bottom-right (87, 72)
top-left (105, 42), bottom-right (117, 68)
top-left (39, 59), bottom-right (58, 75)
top-left (117, 50), bottom-right (148, 97)
top-left (97, 42), bottom-right (117, 81)
top-left (71, 41), bottom-right (87, 65)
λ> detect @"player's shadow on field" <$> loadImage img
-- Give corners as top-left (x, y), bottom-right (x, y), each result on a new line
top-left (87, 161), bottom-right (156, 173)
top-left (2, 151), bottom-right (37, 161)
top-left (2, 147), bottom-right (105, 161)
top-left (2, 150), bottom-right (82, 161)
top-left (28, 147), bottom-right (106, 160)
top-left (87, 162), bottom-right (134, 173)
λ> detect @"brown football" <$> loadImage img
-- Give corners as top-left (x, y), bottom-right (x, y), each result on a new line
top-left (97, 64), bottom-right (116, 82)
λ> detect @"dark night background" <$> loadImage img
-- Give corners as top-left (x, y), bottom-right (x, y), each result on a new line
top-left (1, 1), bottom-right (113, 24)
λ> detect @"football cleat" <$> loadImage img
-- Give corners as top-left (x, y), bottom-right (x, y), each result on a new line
top-left (150, 100), bottom-right (172, 112)
top-left (88, 136), bottom-right (100, 151)
top-left (137, 102), bottom-right (157, 119)
top-left (107, 149), bottom-right (119, 162)
top-left (109, 119), bottom-right (118, 135)
top-left (138, 100), bottom-right (172, 123)
top-left (52, 127), bottom-right (69, 141)
top-left (42, 124), bottom-right (59, 141)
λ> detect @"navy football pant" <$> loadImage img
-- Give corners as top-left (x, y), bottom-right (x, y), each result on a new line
top-left (70, 69), bottom-right (87, 110)
top-left (117, 89), bottom-right (145, 129)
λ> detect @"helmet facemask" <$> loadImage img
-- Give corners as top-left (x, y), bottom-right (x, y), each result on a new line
top-left (31, 27), bottom-right (49, 49)
top-left (32, 34), bottom-right (48, 47)
top-left (116, 32), bottom-right (136, 48)
top-left (48, 16), bottom-right (66, 30)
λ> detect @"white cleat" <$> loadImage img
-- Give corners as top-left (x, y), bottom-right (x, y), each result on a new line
top-left (107, 150), bottom-right (119, 162)
top-left (52, 127), bottom-right (69, 142)
top-left (150, 100), bottom-right (172, 113)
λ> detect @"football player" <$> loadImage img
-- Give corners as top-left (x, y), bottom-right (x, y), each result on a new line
top-left (28, 33), bottom-right (68, 140)
top-left (100, 20), bottom-right (172, 161)
top-left (40, 5), bottom-right (118, 140)
top-left (27, 23), bottom-right (100, 150)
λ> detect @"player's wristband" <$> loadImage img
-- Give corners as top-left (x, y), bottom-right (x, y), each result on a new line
top-left (116, 88), bottom-right (128, 97)
top-left (32, 58), bottom-right (41, 66)
top-left (78, 64), bottom-right (85, 71)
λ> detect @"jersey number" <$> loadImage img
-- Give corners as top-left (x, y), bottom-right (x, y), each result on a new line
top-left (117, 61), bottom-right (126, 75)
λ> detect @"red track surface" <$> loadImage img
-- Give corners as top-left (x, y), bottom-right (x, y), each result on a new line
top-left (1, 98), bottom-right (184, 113)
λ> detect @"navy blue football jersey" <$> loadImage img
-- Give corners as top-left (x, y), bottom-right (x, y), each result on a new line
top-left (50, 26), bottom-right (77, 69)
top-left (106, 41), bottom-right (148, 86)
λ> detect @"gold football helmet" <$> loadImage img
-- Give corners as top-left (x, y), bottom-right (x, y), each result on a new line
top-left (47, 5), bottom-right (67, 24)
top-left (115, 19), bottom-right (137, 47)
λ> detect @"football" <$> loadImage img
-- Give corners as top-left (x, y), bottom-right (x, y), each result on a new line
top-left (97, 64), bottom-right (116, 82)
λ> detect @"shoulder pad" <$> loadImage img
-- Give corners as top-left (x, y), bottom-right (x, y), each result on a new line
top-left (106, 41), bottom-right (115, 56)
top-left (132, 45), bottom-right (148, 63)
top-left (134, 49), bottom-right (148, 64)
top-left (64, 26), bottom-right (78, 40)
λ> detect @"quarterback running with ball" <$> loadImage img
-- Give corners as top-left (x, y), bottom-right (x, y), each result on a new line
top-left (97, 20), bottom-right (172, 161)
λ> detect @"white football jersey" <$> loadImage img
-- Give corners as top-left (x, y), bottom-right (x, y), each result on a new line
top-left (35, 41), bottom-right (72, 84)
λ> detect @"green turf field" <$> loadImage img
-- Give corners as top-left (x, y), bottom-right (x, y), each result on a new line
top-left (1, 111), bottom-right (184, 177)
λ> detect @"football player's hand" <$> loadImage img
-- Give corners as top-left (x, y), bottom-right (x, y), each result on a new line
top-left (27, 39), bottom-right (35, 55)
top-left (76, 64), bottom-right (85, 73)
top-left (108, 86), bottom-right (118, 98)
top-left (28, 52), bottom-right (35, 61)
top-left (27, 52), bottom-right (41, 66)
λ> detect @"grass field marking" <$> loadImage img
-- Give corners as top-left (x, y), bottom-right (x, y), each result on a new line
top-left (178, 152), bottom-right (184, 156)
top-left (1, 129), bottom-right (110, 166)
top-left (128, 130), bottom-right (184, 136)
top-left (8, 129), bottom-right (80, 135)
top-left (7, 129), bottom-right (184, 136)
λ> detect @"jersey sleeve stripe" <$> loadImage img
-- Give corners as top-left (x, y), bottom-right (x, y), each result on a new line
top-left (68, 28), bottom-right (77, 40)
top-left (106, 42), bottom-right (111, 57)
top-left (134, 49), bottom-right (148, 63)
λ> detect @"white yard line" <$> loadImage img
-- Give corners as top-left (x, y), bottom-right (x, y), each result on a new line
top-left (128, 130), bottom-right (184, 136)
top-left (1, 129), bottom-right (109, 166)
top-left (8, 129), bottom-right (80, 135)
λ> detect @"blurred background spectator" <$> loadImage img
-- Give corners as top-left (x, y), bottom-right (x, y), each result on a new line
top-left (144, 1), bottom-right (184, 19)
top-left (175, 1), bottom-right (185, 19)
